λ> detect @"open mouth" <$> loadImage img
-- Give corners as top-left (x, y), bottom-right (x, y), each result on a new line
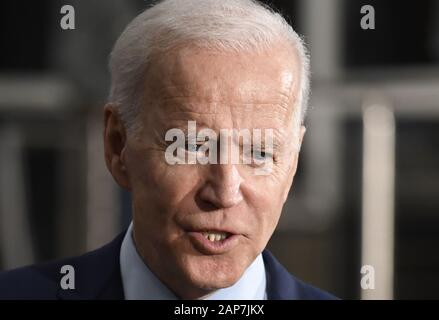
top-left (201, 231), bottom-right (231, 242)
top-left (186, 229), bottom-right (240, 254)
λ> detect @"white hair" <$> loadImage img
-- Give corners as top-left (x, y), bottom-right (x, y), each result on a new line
top-left (108, 0), bottom-right (310, 134)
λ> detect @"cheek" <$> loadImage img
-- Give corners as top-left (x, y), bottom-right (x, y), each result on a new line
top-left (151, 163), bottom-right (201, 207)
top-left (246, 177), bottom-right (286, 241)
top-left (129, 151), bottom-right (197, 202)
top-left (129, 153), bottom-right (204, 235)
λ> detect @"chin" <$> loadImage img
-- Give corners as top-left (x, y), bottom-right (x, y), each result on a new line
top-left (181, 251), bottom-right (251, 291)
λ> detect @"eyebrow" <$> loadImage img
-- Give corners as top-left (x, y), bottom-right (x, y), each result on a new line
top-left (255, 140), bottom-right (282, 151)
top-left (160, 123), bottom-right (283, 149)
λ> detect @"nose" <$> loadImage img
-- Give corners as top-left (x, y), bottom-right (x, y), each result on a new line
top-left (198, 164), bottom-right (244, 209)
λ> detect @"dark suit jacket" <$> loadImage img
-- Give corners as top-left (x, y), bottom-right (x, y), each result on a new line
top-left (0, 231), bottom-right (337, 300)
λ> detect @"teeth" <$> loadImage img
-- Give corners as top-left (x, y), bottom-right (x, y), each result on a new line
top-left (202, 231), bottom-right (228, 242)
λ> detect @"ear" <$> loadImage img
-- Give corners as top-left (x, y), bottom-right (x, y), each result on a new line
top-left (281, 125), bottom-right (306, 203)
top-left (103, 104), bottom-right (131, 190)
top-left (298, 125), bottom-right (306, 151)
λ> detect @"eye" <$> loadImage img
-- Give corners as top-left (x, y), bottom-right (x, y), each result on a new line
top-left (254, 150), bottom-right (266, 160)
top-left (185, 140), bottom-right (204, 152)
top-left (252, 149), bottom-right (273, 166)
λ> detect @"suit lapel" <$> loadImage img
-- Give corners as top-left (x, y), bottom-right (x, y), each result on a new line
top-left (55, 233), bottom-right (327, 300)
top-left (263, 250), bottom-right (301, 299)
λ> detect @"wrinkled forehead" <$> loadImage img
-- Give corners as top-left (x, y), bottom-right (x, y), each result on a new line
top-left (142, 45), bottom-right (301, 131)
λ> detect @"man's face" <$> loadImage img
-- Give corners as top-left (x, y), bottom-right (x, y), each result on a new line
top-left (106, 44), bottom-right (305, 298)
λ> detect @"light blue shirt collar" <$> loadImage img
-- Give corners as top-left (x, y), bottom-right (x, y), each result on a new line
top-left (120, 222), bottom-right (267, 300)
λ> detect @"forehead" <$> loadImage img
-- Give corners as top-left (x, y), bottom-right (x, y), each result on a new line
top-left (144, 45), bottom-right (301, 131)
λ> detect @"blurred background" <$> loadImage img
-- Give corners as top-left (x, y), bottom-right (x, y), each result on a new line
top-left (0, 0), bottom-right (438, 299)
